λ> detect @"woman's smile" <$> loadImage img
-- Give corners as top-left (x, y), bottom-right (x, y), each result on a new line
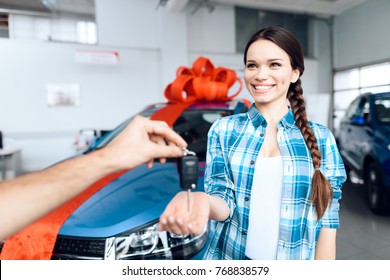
top-left (252, 83), bottom-right (275, 93)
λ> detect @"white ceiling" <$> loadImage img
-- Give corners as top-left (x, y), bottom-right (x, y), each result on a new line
top-left (209, 0), bottom-right (372, 16)
top-left (0, 0), bottom-right (373, 17)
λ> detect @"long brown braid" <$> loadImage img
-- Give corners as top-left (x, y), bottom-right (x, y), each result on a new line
top-left (244, 26), bottom-right (332, 219)
top-left (287, 79), bottom-right (333, 219)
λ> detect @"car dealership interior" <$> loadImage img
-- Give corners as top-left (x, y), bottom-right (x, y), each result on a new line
top-left (0, 0), bottom-right (390, 261)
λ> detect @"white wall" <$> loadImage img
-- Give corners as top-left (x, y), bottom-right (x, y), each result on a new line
top-left (0, 39), bottom-right (162, 171)
top-left (1, 0), bottom-right (169, 171)
top-left (0, 0), bottom-right (324, 172)
top-left (187, 3), bottom-right (235, 54)
top-left (97, 0), bottom-right (159, 49)
top-left (96, 0), bottom-right (189, 88)
top-left (334, 0), bottom-right (390, 69)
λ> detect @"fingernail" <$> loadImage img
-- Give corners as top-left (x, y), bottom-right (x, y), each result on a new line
top-left (160, 218), bottom-right (167, 225)
top-left (188, 224), bottom-right (192, 230)
top-left (168, 216), bottom-right (175, 223)
top-left (177, 218), bottom-right (183, 225)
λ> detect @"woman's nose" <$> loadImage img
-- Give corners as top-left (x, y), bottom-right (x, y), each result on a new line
top-left (255, 67), bottom-right (269, 80)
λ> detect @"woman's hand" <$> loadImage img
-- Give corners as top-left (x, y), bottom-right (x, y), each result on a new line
top-left (159, 191), bottom-right (211, 236)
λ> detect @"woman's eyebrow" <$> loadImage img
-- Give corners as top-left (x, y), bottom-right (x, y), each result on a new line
top-left (246, 58), bottom-right (285, 63)
top-left (267, 58), bottom-right (285, 62)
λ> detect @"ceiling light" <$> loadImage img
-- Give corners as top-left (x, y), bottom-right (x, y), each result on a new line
top-left (191, 0), bottom-right (215, 15)
top-left (156, 0), bottom-right (169, 10)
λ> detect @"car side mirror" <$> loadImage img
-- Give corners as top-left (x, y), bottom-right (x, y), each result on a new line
top-left (350, 116), bottom-right (365, 125)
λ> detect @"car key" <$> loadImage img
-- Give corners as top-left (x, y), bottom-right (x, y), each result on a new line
top-left (177, 149), bottom-right (198, 212)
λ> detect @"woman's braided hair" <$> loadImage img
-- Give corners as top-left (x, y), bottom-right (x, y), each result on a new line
top-left (243, 26), bottom-right (332, 219)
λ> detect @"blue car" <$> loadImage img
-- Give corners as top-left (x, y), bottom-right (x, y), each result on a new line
top-left (45, 100), bottom-right (248, 260)
top-left (337, 92), bottom-right (390, 215)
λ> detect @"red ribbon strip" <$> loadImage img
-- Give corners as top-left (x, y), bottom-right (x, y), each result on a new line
top-left (0, 56), bottom-right (244, 260)
top-left (0, 171), bottom-right (127, 260)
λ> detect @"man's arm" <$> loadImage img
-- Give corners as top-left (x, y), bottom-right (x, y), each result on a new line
top-left (0, 116), bottom-right (187, 240)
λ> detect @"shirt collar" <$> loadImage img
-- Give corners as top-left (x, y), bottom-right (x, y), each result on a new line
top-left (279, 109), bottom-right (296, 131)
top-left (247, 104), bottom-right (266, 128)
top-left (247, 103), bottom-right (296, 131)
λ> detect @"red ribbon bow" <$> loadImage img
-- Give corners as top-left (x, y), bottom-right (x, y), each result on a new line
top-left (151, 56), bottom-right (244, 126)
top-left (164, 56), bottom-right (243, 103)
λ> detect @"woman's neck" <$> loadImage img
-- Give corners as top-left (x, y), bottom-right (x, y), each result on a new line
top-left (255, 102), bottom-right (289, 125)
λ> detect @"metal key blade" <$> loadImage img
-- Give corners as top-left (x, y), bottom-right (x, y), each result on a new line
top-left (187, 189), bottom-right (191, 212)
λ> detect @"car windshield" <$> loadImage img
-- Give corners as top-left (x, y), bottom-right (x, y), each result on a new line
top-left (90, 106), bottom-right (232, 161)
top-left (374, 96), bottom-right (390, 124)
top-left (91, 110), bottom-right (151, 150)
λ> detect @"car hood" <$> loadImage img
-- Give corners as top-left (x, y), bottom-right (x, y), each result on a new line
top-left (59, 162), bottom-right (203, 238)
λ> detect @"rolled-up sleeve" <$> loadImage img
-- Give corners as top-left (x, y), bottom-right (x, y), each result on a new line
top-left (321, 130), bottom-right (347, 228)
top-left (204, 119), bottom-right (236, 220)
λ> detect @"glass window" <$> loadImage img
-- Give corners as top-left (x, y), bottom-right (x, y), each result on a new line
top-left (346, 98), bottom-right (362, 119)
top-left (235, 8), bottom-right (258, 54)
top-left (173, 110), bottom-right (230, 160)
top-left (235, 7), bottom-right (310, 56)
top-left (334, 89), bottom-right (359, 110)
top-left (374, 96), bottom-right (390, 124)
top-left (92, 108), bottom-right (233, 161)
top-left (334, 69), bottom-right (359, 91)
top-left (0, 13), bottom-right (9, 38)
top-left (354, 98), bottom-right (371, 124)
top-left (360, 85), bottom-right (390, 94)
top-left (360, 63), bottom-right (390, 88)
top-left (333, 89), bottom-right (360, 131)
top-left (333, 61), bottom-right (390, 130)
top-left (8, 13), bottom-right (97, 45)
top-left (77, 21), bottom-right (97, 44)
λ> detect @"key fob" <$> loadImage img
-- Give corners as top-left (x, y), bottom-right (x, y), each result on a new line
top-left (177, 151), bottom-right (198, 191)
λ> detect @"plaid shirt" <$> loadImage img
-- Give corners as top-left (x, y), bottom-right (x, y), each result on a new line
top-left (203, 104), bottom-right (346, 260)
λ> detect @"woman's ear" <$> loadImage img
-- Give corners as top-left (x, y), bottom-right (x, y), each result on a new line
top-left (291, 69), bottom-right (300, 83)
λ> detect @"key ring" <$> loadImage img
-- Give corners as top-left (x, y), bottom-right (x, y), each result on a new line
top-left (183, 148), bottom-right (196, 156)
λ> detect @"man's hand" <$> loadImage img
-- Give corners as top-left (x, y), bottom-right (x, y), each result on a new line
top-left (103, 116), bottom-right (187, 170)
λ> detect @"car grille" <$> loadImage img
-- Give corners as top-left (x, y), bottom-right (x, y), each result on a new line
top-left (51, 236), bottom-right (107, 260)
top-left (1, 226), bottom-right (208, 260)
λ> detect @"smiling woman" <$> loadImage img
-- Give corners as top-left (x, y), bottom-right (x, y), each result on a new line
top-left (160, 26), bottom-right (347, 260)
top-left (243, 39), bottom-right (299, 112)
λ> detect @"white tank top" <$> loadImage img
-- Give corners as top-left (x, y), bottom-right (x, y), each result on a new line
top-left (245, 156), bottom-right (283, 260)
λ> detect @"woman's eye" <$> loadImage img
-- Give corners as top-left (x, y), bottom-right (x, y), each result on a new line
top-left (246, 63), bottom-right (256, 69)
top-left (270, 62), bottom-right (281, 68)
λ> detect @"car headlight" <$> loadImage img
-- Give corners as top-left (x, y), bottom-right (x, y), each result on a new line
top-left (104, 221), bottom-right (208, 260)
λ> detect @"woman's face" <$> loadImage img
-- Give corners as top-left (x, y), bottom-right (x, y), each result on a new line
top-left (244, 39), bottom-right (300, 108)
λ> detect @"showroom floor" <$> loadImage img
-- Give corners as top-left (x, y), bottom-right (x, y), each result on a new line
top-left (337, 180), bottom-right (390, 260)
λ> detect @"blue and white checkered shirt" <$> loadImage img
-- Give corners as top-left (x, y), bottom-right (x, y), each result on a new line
top-left (203, 104), bottom-right (346, 260)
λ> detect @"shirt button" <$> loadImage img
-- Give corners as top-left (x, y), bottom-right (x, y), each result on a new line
top-left (244, 197), bottom-right (249, 201)
top-left (260, 133), bottom-right (264, 137)
top-left (241, 230), bottom-right (247, 235)
top-left (250, 160), bottom-right (255, 165)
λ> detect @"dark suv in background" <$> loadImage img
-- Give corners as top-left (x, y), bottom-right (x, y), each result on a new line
top-left (337, 92), bottom-right (390, 215)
